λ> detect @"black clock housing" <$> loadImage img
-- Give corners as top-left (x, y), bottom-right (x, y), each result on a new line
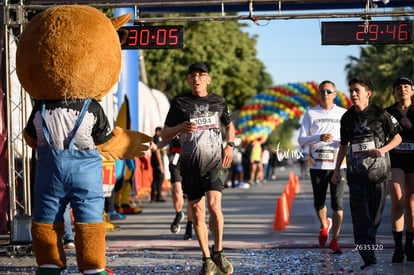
top-left (322, 21), bottom-right (413, 45)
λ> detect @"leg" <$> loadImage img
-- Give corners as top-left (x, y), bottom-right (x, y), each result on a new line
top-left (170, 181), bottom-right (185, 234)
top-left (389, 168), bottom-right (406, 262)
top-left (389, 169), bottom-right (405, 232)
top-left (207, 190), bottom-right (224, 252)
top-left (62, 205), bottom-right (75, 249)
top-left (310, 170), bottom-right (330, 246)
top-left (155, 169), bottom-right (165, 201)
top-left (74, 222), bottom-right (107, 272)
top-left (32, 221), bottom-right (66, 269)
top-left (331, 210), bottom-right (343, 239)
top-left (404, 173), bottom-right (414, 259)
top-left (190, 197), bottom-right (210, 258)
top-left (405, 173), bottom-right (414, 232)
top-left (172, 182), bottom-right (184, 213)
top-left (184, 198), bottom-right (194, 240)
top-left (330, 169), bottom-right (345, 240)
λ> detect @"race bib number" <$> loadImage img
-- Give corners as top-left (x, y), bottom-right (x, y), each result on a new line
top-left (190, 114), bottom-right (219, 130)
top-left (395, 142), bottom-right (414, 153)
top-left (351, 140), bottom-right (375, 156)
top-left (314, 149), bottom-right (335, 162)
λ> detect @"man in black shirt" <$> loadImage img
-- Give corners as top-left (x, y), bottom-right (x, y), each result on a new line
top-left (332, 77), bottom-right (402, 274)
top-left (161, 62), bottom-right (235, 275)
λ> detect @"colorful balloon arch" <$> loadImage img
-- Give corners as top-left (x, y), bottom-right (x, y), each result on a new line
top-left (237, 81), bottom-right (352, 143)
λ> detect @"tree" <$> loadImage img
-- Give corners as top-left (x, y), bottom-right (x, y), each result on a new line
top-left (345, 44), bottom-right (414, 106)
top-left (142, 16), bottom-right (272, 111)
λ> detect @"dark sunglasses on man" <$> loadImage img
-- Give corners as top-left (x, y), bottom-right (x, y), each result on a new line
top-left (319, 89), bottom-right (335, 94)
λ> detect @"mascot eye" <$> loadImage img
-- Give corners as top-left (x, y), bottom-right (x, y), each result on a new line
top-left (117, 29), bottom-right (129, 46)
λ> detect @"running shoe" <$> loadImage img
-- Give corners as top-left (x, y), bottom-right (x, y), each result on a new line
top-left (199, 257), bottom-right (217, 275)
top-left (318, 217), bottom-right (332, 246)
top-left (63, 240), bottom-right (75, 250)
top-left (211, 246), bottom-right (234, 275)
top-left (170, 212), bottom-right (185, 234)
top-left (108, 211), bottom-right (126, 221)
top-left (359, 264), bottom-right (377, 275)
top-left (183, 222), bottom-right (193, 240)
top-left (328, 237), bottom-right (342, 254)
top-left (405, 245), bottom-right (414, 261)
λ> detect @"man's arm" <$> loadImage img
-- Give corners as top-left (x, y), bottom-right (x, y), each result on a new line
top-left (297, 112), bottom-right (320, 147)
top-left (368, 133), bottom-right (402, 158)
top-left (222, 122), bottom-right (235, 168)
top-left (161, 121), bottom-right (197, 143)
top-left (331, 144), bottom-right (347, 184)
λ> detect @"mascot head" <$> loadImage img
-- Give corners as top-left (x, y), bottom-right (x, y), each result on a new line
top-left (16, 5), bottom-right (131, 100)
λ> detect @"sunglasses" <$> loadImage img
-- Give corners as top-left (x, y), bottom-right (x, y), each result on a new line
top-left (319, 89), bottom-right (335, 94)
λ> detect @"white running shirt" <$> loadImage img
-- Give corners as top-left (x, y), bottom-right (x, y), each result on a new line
top-left (297, 105), bottom-right (347, 170)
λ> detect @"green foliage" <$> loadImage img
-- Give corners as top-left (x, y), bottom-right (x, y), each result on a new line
top-left (142, 15), bottom-right (272, 111)
top-left (345, 44), bottom-right (414, 106)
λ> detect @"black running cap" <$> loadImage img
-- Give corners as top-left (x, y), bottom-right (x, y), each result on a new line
top-left (393, 77), bottom-right (413, 87)
top-left (188, 62), bottom-right (209, 74)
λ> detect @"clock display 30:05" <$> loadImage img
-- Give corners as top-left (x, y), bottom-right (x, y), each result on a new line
top-left (118, 26), bottom-right (184, 49)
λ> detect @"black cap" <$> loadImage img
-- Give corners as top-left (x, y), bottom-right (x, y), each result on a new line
top-left (188, 62), bottom-right (209, 74)
top-left (393, 77), bottom-right (413, 87)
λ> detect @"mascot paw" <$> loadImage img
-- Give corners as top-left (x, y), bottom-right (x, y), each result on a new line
top-left (97, 127), bottom-right (152, 160)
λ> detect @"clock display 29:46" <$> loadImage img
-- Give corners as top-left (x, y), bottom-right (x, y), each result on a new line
top-left (357, 22), bottom-right (410, 42)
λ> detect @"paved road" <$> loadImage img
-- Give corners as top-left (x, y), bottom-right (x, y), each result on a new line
top-left (1, 164), bottom-right (414, 274)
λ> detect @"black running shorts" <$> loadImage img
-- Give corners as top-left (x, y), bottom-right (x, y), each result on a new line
top-left (181, 169), bottom-right (225, 201)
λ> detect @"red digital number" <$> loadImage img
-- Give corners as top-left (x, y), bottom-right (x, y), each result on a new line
top-left (169, 29), bottom-right (178, 45)
top-left (399, 24), bottom-right (408, 40)
top-left (356, 24), bottom-right (365, 41)
top-left (157, 29), bottom-right (166, 45)
top-left (386, 24), bottom-right (396, 39)
top-left (140, 29), bottom-right (150, 46)
top-left (128, 29), bottom-right (138, 46)
top-left (368, 24), bottom-right (378, 40)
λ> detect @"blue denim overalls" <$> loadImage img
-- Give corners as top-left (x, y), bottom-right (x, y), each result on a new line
top-left (33, 99), bottom-right (104, 224)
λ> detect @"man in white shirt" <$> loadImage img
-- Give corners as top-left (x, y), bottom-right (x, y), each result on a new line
top-left (297, 80), bottom-right (347, 253)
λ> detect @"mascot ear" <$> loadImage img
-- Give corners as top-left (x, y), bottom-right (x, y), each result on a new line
top-left (111, 13), bottom-right (132, 29)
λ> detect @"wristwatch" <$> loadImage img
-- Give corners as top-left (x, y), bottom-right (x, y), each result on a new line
top-left (226, 142), bottom-right (235, 148)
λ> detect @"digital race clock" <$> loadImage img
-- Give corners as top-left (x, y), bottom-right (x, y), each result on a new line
top-left (321, 21), bottom-right (413, 45)
top-left (118, 26), bottom-right (184, 49)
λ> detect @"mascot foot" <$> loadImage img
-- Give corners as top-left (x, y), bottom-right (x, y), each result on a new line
top-left (36, 267), bottom-right (61, 275)
top-left (115, 204), bottom-right (143, 215)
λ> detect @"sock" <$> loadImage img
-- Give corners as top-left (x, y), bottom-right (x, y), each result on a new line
top-left (393, 231), bottom-right (403, 249)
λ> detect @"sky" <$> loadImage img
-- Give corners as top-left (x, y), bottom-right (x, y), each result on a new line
top-left (242, 18), bottom-right (364, 95)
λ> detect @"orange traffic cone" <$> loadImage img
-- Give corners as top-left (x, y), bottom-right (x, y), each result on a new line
top-left (294, 175), bottom-right (301, 194)
top-left (284, 184), bottom-right (293, 210)
top-left (272, 192), bottom-right (289, 230)
top-left (289, 170), bottom-right (295, 185)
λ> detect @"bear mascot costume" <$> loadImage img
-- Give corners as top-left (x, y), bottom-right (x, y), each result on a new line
top-left (15, 5), bottom-right (152, 275)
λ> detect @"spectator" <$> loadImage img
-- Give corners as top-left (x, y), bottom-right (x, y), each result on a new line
top-left (151, 127), bottom-right (166, 203)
